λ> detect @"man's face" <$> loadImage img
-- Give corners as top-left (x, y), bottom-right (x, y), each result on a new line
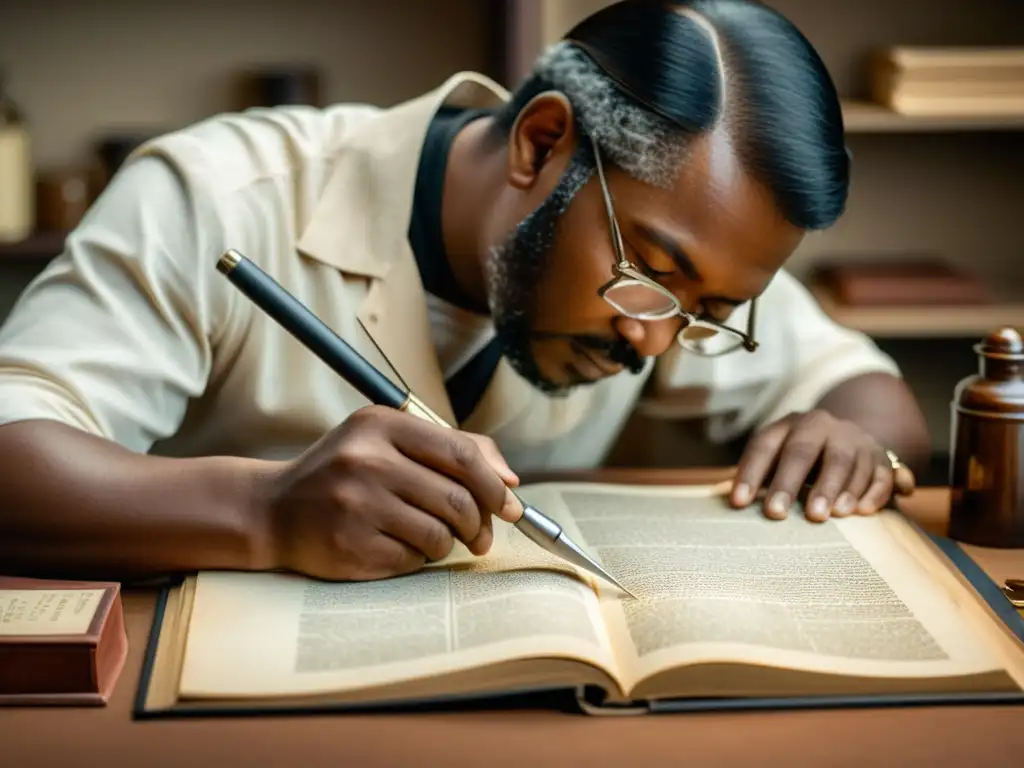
top-left (483, 96), bottom-right (805, 395)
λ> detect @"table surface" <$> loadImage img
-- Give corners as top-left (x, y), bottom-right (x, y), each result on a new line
top-left (3, 469), bottom-right (1024, 768)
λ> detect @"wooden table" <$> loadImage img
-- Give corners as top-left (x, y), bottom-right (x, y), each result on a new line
top-left (3, 471), bottom-right (1023, 768)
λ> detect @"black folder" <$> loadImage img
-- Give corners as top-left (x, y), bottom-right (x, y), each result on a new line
top-left (132, 531), bottom-right (1024, 720)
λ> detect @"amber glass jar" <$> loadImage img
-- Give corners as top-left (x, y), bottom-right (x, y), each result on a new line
top-left (948, 328), bottom-right (1024, 547)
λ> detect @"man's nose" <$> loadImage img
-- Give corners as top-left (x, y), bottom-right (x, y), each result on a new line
top-left (614, 316), bottom-right (680, 358)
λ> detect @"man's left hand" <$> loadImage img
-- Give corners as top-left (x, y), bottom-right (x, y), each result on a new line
top-left (730, 410), bottom-right (916, 522)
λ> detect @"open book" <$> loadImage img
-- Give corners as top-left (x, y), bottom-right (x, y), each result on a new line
top-left (137, 481), bottom-right (1024, 716)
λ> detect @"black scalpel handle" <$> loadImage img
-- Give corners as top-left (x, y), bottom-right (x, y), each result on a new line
top-left (216, 249), bottom-right (407, 410)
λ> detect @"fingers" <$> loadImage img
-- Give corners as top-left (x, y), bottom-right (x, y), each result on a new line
top-left (348, 530), bottom-right (427, 581)
top-left (374, 492), bottom-right (458, 563)
top-left (805, 437), bottom-right (856, 522)
top-left (832, 448), bottom-right (876, 517)
top-left (465, 432), bottom-right (520, 487)
top-left (735, 410), bottom-right (905, 525)
top-left (388, 459), bottom-right (494, 555)
top-left (389, 415), bottom-right (513, 523)
top-left (762, 415), bottom-right (829, 520)
top-left (893, 464), bottom-right (917, 496)
top-left (857, 454), bottom-right (894, 515)
top-left (463, 433), bottom-right (524, 525)
top-left (473, 513), bottom-right (495, 554)
top-left (731, 419), bottom-right (790, 508)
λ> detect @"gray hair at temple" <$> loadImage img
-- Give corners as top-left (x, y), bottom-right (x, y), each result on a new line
top-left (529, 41), bottom-right (693, 190)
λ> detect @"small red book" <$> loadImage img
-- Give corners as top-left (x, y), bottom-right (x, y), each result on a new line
top-left (0, 576), bottom-right (128, 706)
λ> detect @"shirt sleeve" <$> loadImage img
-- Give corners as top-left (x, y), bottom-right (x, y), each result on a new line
top-left (0, 155), bottom-right (229, 453)
top-left (720, 269), bottom-right (902, 438)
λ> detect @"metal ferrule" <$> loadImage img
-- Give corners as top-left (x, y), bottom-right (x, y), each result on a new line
top-left (400, 392), bottom-right (452, 428)
top-left (217, 249), bottom-right (242, 274)
top-left (515, 503), bottom-right (563, 544)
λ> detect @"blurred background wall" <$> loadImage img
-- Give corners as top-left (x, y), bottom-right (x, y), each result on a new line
top-left (1, 0), bottom-right (1023, 483)
top-left (1, 0), bottom-right (501, 170)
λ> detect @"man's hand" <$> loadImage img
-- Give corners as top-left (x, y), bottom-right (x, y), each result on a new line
top-left (257, 406), bottom-right (522, 581)
top-left (729, 410), bottom-right (916, 522)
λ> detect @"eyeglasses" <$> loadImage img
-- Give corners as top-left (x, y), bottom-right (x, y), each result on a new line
top-left (590, 136), bottom-right (758, 357)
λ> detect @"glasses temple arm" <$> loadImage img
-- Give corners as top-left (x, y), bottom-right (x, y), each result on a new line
top-left (744, 298), bottom-right (758, 350)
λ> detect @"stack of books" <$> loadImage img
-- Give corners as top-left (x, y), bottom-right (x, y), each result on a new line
top-left (871, 46), bottom-right (1024, 116)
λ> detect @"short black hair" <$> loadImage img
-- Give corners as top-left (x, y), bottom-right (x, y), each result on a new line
top-left (492, 0), bottom-right (850, 231)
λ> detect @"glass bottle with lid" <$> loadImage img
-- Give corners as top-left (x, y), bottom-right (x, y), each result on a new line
top-left (948, 327), bottom-right (1024, 547)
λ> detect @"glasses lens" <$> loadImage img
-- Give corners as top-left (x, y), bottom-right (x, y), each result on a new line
top-left (604, 279), bottom-right (678, 320)
top-left (678, 321), bottom-right (744, 356)
top-left (679, 324), bottom-right (718, 342)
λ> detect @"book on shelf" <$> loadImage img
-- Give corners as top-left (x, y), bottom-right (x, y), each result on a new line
top-left (135, 480), bottom-right (1024, 717)
top-left (1, 577), bottom-right (128, 706)
top-left (807, 256), bottom-right (991, 307)
top-left (871, 46), bottom-right (1024, 116)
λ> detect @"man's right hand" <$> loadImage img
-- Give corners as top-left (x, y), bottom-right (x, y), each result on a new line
top-left (258, 405), bottom-right (522, 581)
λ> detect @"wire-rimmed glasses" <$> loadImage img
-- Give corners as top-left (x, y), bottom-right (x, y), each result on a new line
top-left (590, 135), bottom-right (758, 357)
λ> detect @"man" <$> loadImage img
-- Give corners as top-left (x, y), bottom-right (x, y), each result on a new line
top-left (0, 0), bottom-right (929, 582)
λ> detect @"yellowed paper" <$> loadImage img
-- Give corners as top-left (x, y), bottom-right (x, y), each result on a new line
top-left (178, 566), bottom-right (617, 699)
top-left (0, 589), bottom-right (104, 636)
top-left (170, 480), bottom-right (1020, 702)
top-left (521, 482), bottom-right (1008, 692)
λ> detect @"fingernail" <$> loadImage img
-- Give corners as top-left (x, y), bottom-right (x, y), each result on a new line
top-left (857, 498), bottom-right (876, 515)
top-left (733, 483), bottom-right (751, 506)
top-left (808, 496), bottom-right (829, 521)
top-left (473, 526), bottom-right (494, 555)
top-left (834, 493), bottom-right (854, 515)
top-left (501, 488), bottom-right (523, 522)
top-left (767, 492), bottom-right (790, 518)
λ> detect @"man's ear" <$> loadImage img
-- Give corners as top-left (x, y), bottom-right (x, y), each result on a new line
top-left (507, 92), bottom-right (576, 191)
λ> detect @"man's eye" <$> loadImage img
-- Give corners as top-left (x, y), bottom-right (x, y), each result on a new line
top-left (634, 253), bottom-right (674, 278)
top-left (623, 238), bottom-right (674, 278)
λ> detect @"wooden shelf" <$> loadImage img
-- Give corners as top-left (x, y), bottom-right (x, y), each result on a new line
top-left (842, 100), bottom-right (1024, 133)
top-left (811, 285), bottom-right (1024, 338)
top-left (0, 100), bottom-right (1020, 267)
top-left (0, 231), bottom-right (68, 263)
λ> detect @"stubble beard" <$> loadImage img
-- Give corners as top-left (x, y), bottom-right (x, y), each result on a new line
top-left (483, 143), bottom-right (646, 396)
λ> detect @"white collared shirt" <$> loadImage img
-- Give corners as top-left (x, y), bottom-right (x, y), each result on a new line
top-left (0, 73), bottom-right (900, 473)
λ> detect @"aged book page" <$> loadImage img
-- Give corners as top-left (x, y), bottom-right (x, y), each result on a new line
top-left (517, 482), bottom-right (1013, 698)
top-left (177, 513), bottom-right (621, 699)
top-left (175, 480), bottom-right (1020, 703)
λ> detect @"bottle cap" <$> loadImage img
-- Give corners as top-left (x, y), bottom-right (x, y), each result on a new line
top-left (978, 327), bottom-right (1024, 359)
